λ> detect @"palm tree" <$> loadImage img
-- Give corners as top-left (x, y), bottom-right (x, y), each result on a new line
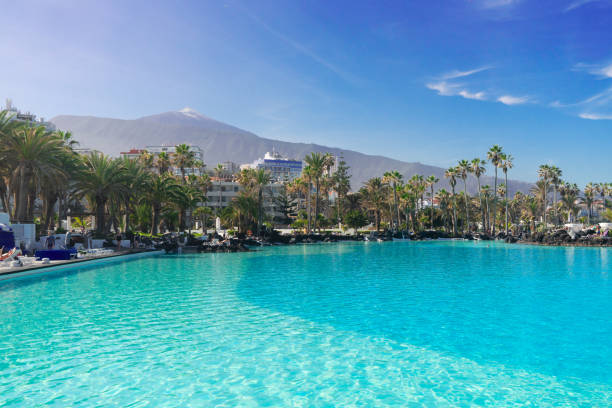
top-left (501, 154), bottom-right (513, 235)
top-left (383, 170), bottom-right (403, 231)
top-left (537, 164), bottom-right (552, 229)
top-left (214, 163), bottom-right (225, 210)
top-left (5, 126), bottom-right (67, 223)
top-left (444, 167), bottom-right (458, 235)
top-left (457, 160), bottom-right (471, 232)
top-left (550, 166), bottom-right (563, 226)
top-left (303, 152), bottom-right (334, 232)
top-left (470, 158), bottom-right (486, 232)
top-left (361, 177), bottom-right (386, 231)
top-left (584, 182), bottom-right (596, 225)
top-left (481, 185), bottom-right (491, 231)
top-left (560, 182), bottom-right (580, 223)
top-left (75, 153), bottom-right (128, 235)
top-left (426, 175), bottom-right (439, 229)
top-left (155, 152), bottom-right (171, 175)
top-left (434, 189), bottom-right (451, 232)
top-left (172, 144), bottom-right (195, 182)
top-left (487, 145), bottom-right (504, 235)
top-left (253, 169), bottom-right (272, 236)
top-left (143, 174), bottom-right (181, 234)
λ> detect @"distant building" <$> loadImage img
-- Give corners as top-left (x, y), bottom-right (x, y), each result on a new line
top-left (4, 99), bottom-right (56, 130)
top-left (73, 147), bottom-right (101, 156)
top-left (120, 144), bottom-right (206, 177)
top-left (241, 151), bottom-right (302, 182)
top-left (206, 180), bottom-right (285, 217)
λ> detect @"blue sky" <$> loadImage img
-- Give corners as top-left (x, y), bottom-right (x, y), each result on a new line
top-left (1, 0), bottom-right (611, 185)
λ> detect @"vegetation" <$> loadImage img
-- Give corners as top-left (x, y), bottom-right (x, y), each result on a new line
top-left (1, 107), bottom-right (609, 239)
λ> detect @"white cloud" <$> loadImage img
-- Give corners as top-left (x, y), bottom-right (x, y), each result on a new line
top-left (497, 95), bottom-right (529, 105)
top-left (440, 66), bottom-right (491, 80)
top-left (459, 90), bottom-right (487, 100)
top-left (481, 0), bottom-right (520, 8)
top-left (574, 61), bottom-right (612, 79)
top-left (578, 112), bottom-right (612, 120)
top-left (564, 0), bottom-right (601, 12)
top-left (426, 81), bottom-right (486, 100)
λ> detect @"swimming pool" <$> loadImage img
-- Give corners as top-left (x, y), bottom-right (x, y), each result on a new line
top-left (0, 241), bottom-right (610, 406)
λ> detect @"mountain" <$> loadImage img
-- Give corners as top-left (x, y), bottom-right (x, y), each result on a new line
top-left (50, 108), bottom-right (532, 194)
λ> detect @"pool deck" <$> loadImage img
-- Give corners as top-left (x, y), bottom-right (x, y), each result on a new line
top-left (0, 249), bottom-right (164, 281)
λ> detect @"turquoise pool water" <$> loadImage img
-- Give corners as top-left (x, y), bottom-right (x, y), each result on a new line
top-left (0, 241), bottom-right (610, 406)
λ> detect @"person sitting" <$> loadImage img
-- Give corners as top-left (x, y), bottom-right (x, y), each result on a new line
top-left (46, 235), bottom-right (55, 250)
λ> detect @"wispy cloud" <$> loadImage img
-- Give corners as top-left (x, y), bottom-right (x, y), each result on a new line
top-left (564, 0), bottom-right (602, 12)
top-left (440, 66), bottom-right (491, 80)
top-left (426, 81), bottom-right (486, 100)
top-left (578, 112), bottom-right (612, 120)
top-left (235, 4), bottom-right (361, 85)
top-left (497, 95), bottom-right (530, 105)
top-left (574, 61), bottom-right (612, 79)
top-left (480, 0), bottom-right (520, 8)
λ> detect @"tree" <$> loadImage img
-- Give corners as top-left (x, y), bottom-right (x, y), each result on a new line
top-left (501, 154), bottom-right (513, 235)
top-left (457, 160), bottom-right (471, 232)
top-left (584, 182), bottom-right (596, 225)
top-left (470, 158), bottom-right (487, 232)
top-left (444, 167), bottom-right (458, 235)
top-left (361, 177), bottom-right (387, 231)
top-left (550, 166), bottom-right (563, 226)
top-left (172, 144), bottom-right (195, 182)
top-left (155, 152), bottom-right (171, 175)
top-left (383, 170), bottom-right (403, 231)
top-left (75, 153), bottom-right (128, 235)
top-left (332, 157), bottom-right (351, 226)
top-left (303, 152), bottom-right (334, 232)
top-left (344, 209), bottom-right (369, 230)
top-left (487, 145), bottom-right (504, 235)
top-left (426, 175), bottom-right (439, 229)
top-left (537, 164), bottom-right (552, 229)
top-left (143, 174), bottom-right (181, 234)
top-left (273, 183), bottom-right (297, 225)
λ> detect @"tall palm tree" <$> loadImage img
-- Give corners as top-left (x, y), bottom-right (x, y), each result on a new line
top-left (434, 189), bottom-right (451, 232)
top-left (426, 175), bottom-right (439, 229)
top-left (75, 153), bottom-right (128, 235)
top-left (214, 163), bottom-right (225, 210)
top-left (457, 160), bottom-right (471, 232)
top-left (550, 166), bottom-right (563, 226)
top-left (361, 177), bottom-right (386, 231)
top-left (444, 167), bottom-right (458, 235)
top-left (501, 154), bottom-right (513, 235)
top-left (143, 174), bottom-right (181, 234)
top-left (487, 145), bottom-right (504, 235)
top-left (253, 169), bottom-right (272, 236)
top-left (303, 152), bottom-right (334, 232)
top-left (584, 182), bottom-right (596, 225)
top-left (5, 126), bottom-right (67, 222)
top-left (155, 152), bottom-right (171, 175)
top-left (470, 158), bottom-right (486, 232)
top-left (383, 170), bottom-right (403, 231)
top-left (172, 144), bottom-right (195, 182)
top-left (537, 164), bottom-right (552, 229)
top-left (560, 182), bottom-right (580, 223)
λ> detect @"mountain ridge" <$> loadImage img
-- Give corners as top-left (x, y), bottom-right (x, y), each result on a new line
top-left (50, 109), bottom-right (533, 194)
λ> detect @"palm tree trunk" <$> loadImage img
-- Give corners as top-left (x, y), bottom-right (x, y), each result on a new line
top-left (430, 187), bottom-right (435, 230)
top-left (306, 182), bottom-right (311, 234)
top-left (96, 196), bottom-right (106, 235)
top-left (477, 176), bottom-right (484, 232)
top-left (463, 179), bottom-right (469, 233)
top-left (451, 186), bottom-right (457, 236)
top-left (314, 178), bottom-right (320, 232)
top-left (543, 183), bottom-right (547, 229)
top-left (15, 165), bottom-right (28, 223)
top-left (492, 168), bottom-right (498, 235)
top-left (505, 172), bottom-right (509, 235)
top-left (257, 189), bottom-right (263, 237)
top-left (151, 205), bottom-right (160, 235)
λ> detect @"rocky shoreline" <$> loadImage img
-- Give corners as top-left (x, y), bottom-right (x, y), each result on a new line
top-left (152, 228), bottom-right (611, 254)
